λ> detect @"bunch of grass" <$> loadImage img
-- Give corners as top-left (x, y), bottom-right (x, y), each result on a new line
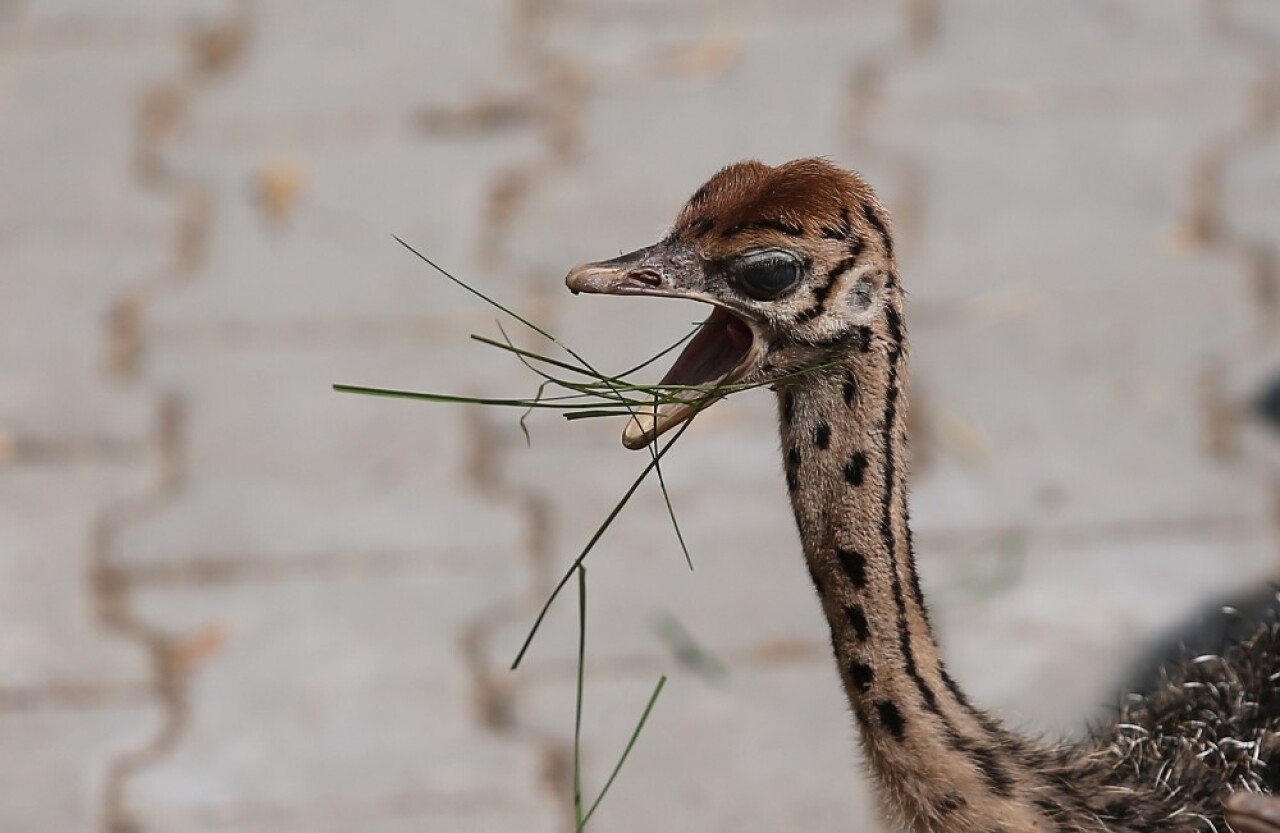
top-left (334, 238), bottom-right (824, 829)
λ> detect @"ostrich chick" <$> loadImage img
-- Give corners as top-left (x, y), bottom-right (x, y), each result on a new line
top-left (565, 158), bottom-right (1279, 833)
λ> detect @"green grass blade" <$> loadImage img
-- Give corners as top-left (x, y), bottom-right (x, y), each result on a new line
top-left (573, 565), bottom-right (587, 830)
top-left (488, 323), bottom-right (636, 407)
top-left (333, 384), bottom-right (604, 410)
top-left (470, 333), bottom-right (602, 380)
top-left (393, 236), bottom-right (556, 342)
top-left (519, 380), bottom-right (552, 446)
top-left (577, 675), bottom-right (668, 831)
top-left (509, 322), bottom-right (694, 586)
top-left (561, 409), bottom-right (642, 421)
top-left (635, 396), bottom-right (692, 570)
top-left (510, 415), bottom-right (697, 670)
top-left (609, 325), bottom-right (699, 380)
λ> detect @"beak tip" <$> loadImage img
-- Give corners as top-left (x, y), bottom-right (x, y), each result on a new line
top-left (621, 427), bottom-right (651, 451)
top-left (621, 414), bottom-right (657, 450)
top-left (565, 264), bottom-right (604, 295)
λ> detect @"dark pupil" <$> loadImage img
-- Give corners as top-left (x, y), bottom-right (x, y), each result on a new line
top-left (736, 258), bottom-right (799, 300)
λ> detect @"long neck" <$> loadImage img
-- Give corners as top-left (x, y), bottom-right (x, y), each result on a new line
top-left (777, 292), bottom-right (1059, 833)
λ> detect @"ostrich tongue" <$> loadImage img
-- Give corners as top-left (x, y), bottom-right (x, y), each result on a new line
top-left (623, 307), bottom-right (755, 450)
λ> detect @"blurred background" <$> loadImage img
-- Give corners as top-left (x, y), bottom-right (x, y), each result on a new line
top-left (3, 1), bottom-right (1280, 831)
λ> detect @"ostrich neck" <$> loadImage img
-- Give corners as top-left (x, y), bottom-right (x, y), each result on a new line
top-left (775, 297), bottom-right (1056, 833)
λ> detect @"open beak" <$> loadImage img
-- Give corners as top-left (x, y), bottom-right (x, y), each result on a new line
top-left (566, 245), bottom-right (761, 450)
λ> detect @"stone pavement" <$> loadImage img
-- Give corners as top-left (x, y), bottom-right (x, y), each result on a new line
top-left (2, 1), bottom-right (1279, 831)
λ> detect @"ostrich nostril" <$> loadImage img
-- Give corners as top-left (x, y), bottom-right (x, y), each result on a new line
top-left (630, 269), bottom-right (662, 287)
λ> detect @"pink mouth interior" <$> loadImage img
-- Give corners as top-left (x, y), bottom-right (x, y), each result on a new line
top-left (659, 307), bottom-right (753, 390)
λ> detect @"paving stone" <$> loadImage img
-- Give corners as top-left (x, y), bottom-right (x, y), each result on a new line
top-left (1231, 0), bottom-right (1280, 40)
top-left (0, 41), bottom-right (178, 441)
top-left (892, 0), bottom-right (1247, 95)
top-left (188, 0), bottom-right (514, 124)
top-left (0, 241), bottom-right (159, 442)
top-left (544, 0), bottom-right (895, 71)
top-left (151, 129), bottom-right (544, 333)
top-left (0, 36), bottom-right (179, 237)
top-left (0, 463), bottom-right (152, 688)
top-left (929, 528), bottom-right (1277, 736)
top-left (26, 0), bottom-right (226, 25)
top-left (907, 267), bottom-right (1264, 533)
top-left (133, 805), bottom-right (558, 833)
top-left (1223, 144), bottom-right (1280, 248)
top-left (127, 568), bottom-right (553, 829)
top-left (505, 7), bottom-right (902, 275)
top-left (116, 341), bottom-right (526, 570)
top-left (519, 663), bottom-right (884, 833)
top-left (0, 705), bottom-right (156, 833)
top-left (863, 0), bottom-right (1266, 535)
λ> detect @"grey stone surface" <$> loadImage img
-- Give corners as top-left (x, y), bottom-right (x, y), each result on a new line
top-left (0, 464), bottom-right (151, 688)
top-left (3, 0), bottom-right (1279, 831)
top-left (0, 39), bottom-right (175, 441)
top-left (128, 569), bottom-right (551, 827)
top-left (519, 665), bottom-right (881, 833)
top-left (0, 705), bottom-right (157, 833)
top-left (117, 341), bottom-right (527, 569)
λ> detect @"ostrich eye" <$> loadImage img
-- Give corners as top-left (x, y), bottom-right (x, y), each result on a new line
top-left (731, 252), bottom-right (801, 301)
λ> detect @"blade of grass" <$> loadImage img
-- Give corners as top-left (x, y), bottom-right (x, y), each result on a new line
top-left (511, 413), bottom-right (698, 670)
top-left (612, 325), bottom-right (699, 379)
top-left (650, 419), bottom-right (693, 571)
top-left (332, 384), bottom-right (605, 410)
top-left (394, 236), bottom-right (557, 342)
top-left (519, 379), bottom-right (552, 446)
top-left (485, 324), bottom-right (693, 583)
top-left (573, 565), bottom-right (587, 830)
top-left (490, 323), bottom-right (635, 410)
top-left (577, 675), bottom-right (668, 831)
top-left (470, 334), bottom-right (603, 380)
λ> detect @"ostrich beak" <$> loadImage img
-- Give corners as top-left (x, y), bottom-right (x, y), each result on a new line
top-left (566, 245), bottom-right (761, 450)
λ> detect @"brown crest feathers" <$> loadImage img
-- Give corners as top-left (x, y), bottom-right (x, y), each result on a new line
top-left (673, 158), bottom-right (884, 246)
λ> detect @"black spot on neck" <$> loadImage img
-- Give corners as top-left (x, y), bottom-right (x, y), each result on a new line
top-left (845, 604), bottom-right (871, 641)
top-left (782, 390), bottom-right (795, 425)
top-left (814, 421), bottom-right (830, 450)
top-left (836, 547), bottom-right (867, 589)
top-left (842, 373), bottom-right (857, 407)
top-left (875, 700), bottom-right (906, 741)
top-left (785, 446), bottom-right (801, 492)
top-left (849, 660), bottom-right (875, 693)
top-left (844, 451), bottom-right (868, 486)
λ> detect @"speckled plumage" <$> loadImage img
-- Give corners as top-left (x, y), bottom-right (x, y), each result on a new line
top-left (565, 158), bottom-right (1280, 833)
